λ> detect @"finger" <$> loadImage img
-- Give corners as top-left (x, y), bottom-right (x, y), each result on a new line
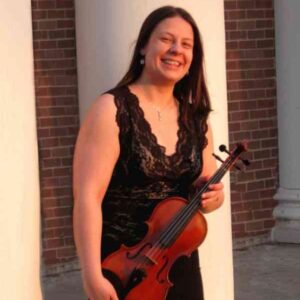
top-left (208, 183), bottom-right (224, 190)
top-left (201, 191), bottom-right (217, 199)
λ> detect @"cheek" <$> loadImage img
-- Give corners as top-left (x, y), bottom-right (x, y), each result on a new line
top-left (187, 52), bottom-right (193, 65)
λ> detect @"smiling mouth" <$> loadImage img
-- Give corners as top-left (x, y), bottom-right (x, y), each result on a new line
top-left (161, 59), bottom-right (182, 67)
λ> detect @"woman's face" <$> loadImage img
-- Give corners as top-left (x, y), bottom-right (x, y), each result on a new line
top-left (141, 16), bottom-right (194, 84)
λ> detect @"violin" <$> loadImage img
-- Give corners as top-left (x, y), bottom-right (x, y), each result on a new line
top-left (102, 142), bottom-right (249, 300)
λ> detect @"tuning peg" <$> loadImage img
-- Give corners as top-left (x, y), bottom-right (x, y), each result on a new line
top-left (219, 144), bottom-right (250, 166)
top-left (212, 153), bottom-right (242, 171)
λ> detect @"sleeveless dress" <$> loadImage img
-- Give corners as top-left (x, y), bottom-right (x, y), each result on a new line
top-left (101, 86), bottom-right (205, 300)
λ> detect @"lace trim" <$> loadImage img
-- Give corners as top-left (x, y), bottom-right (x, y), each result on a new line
top-left (124, 85), bottom-right (185, 163)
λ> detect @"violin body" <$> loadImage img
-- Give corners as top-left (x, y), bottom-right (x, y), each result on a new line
top-left (102, 196), bottom-right (207, 300)
top-left (102, 142), bottom-right (248, 300)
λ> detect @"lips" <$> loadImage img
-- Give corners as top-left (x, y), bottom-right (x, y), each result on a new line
top-left (161, 59), bottom-right (182, 67)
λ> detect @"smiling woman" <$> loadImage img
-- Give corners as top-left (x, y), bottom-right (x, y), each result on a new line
top-left (140, 16), bottom-right (194, 84)
top-left (73, 6), bottom-right (224, 300)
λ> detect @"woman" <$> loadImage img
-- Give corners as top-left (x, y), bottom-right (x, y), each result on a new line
top-left (73, 6), bottom-right (224, 300)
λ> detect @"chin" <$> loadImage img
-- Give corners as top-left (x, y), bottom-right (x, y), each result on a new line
top-left (159, 71), bottom-right (185, 84)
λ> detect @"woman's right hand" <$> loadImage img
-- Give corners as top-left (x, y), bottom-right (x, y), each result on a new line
top-left (84, 275), bottom-right (119, 300)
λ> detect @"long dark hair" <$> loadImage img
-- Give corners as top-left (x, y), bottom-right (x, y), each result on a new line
top-left (116, 6), bottom-right (212, 141)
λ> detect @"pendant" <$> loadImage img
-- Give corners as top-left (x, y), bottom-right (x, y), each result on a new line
top-left (156, 110), bottom-right (162, 121)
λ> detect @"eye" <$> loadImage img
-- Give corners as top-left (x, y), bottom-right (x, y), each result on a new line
top-left (182, 42), bottom-right (193, 49)
top-left (160, 36), bottom-right (172, 43)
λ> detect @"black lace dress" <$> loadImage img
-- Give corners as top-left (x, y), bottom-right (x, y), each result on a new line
top-left (101, 86), bottom-right (205, 300)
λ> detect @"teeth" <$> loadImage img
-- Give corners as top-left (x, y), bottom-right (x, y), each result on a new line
top-left (163, 59), bottom-right (181, 66)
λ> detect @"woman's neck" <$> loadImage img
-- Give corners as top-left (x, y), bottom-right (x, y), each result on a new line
top-left (132, 75), bottom-right (176, 108)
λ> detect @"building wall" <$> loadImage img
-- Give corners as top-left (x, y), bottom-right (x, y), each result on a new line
top-left (224, 0), bottom-right (278, 248)
top-left (32, 0), bottom-right (79, 268)
top-left (33, 0), bottom-right (279, 268)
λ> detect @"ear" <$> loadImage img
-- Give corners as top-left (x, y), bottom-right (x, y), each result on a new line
top-left (140, 47), bottom-right (146, 56)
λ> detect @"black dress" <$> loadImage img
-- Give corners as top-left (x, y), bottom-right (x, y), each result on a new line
top-left (101, 86), bottom-right (205, 300)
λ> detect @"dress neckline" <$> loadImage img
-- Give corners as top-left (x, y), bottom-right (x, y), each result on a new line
top-left (123, 85), bottom-right (184, 160)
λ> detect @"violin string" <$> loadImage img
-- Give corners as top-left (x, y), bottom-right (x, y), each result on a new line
top-left (157, 160), bottom-right (230, 247)
top-left (142, 159), bottom-right (232, 264)
top-left (139, 146), bottom-right (244, 267)
top-left (142, 158), bottom-right (233, 264)
top-left (140, 167), bottom-right (227, 266)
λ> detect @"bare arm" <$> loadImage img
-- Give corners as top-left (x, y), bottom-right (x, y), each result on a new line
top-left (73, 93), bottom-right (119, 299)
top-left (194, 122), bottom-right (224, 213)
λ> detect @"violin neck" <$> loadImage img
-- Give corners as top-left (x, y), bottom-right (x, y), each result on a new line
top-left (192, 160), bottom-right (231, 204)
top-left (158, 143), bottom-right (247, 248)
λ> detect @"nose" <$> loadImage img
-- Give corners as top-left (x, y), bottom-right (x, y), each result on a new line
top-left (169, 42), bottom-right (182, 54)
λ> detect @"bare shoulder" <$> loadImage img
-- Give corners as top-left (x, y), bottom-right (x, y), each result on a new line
top-left (73, 93), bottom-right (120, 200)
top-left (85, 93), bottom-right (117, 124)
top-left (80, 93), bottom-right (118, 139)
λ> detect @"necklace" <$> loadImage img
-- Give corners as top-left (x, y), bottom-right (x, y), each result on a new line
top-left (152, 100), bottom-right (177, 122)
top-left (154, 107), bottom-right (163, 121)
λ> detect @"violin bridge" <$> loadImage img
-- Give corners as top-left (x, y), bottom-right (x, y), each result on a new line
top-left (144, 254), bottom-right (158, 265)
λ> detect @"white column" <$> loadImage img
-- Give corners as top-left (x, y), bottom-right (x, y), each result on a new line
top-left (272, 1), bottom-right (300, 243)
top-left (0, 1), bottom-right (42, 300)
top-left (75, 1), bottom-right (233, 299)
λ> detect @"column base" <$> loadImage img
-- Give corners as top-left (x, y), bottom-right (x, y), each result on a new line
top-left (272, 187), bottom-right (300, 243)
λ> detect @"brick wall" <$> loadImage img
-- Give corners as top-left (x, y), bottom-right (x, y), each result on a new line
top-left (224, 0), bottom-right (278, 247)
top-left (32, 0), bottom-right (79, 266)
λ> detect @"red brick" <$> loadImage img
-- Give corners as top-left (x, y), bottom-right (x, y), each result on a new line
top-left (46, 238), bottom-right (64, 249)
top-left (48, 10), bottom-right (65, 18)
top-left (255, 170), bottom-right (272, 179)
top-left (228, 10), bottom-right (247, 20)
top-left (237, 20), bottom-right (256, 30)
top-left (247, 10), bottom-right (265, 19)
top-left (248, 30), bottom-right (265, 39)
top-left (243, 200), bottom-right (262, 210)
top-left (255, 0), bottom-right (273, 9)
top-left (265, 10), bottom-right (274, 19)
top-left (264, 219), bottom-right (275, 228)
top-left (245, 221), bottom-right (264, 231)
top-left (38, 20), bottom-right (57, 30)
top-left (57, 20), bottom-right (74, 28)
top-left (261, 138), bottom-right (278, 148)
top-left (225, 21), bottom-right (238, 31)
top-left (229, 31), bottom-right (247, 40)
top-left (53, 167), bottom-right (71, 176)
top-left (240, 100), bottom-right (257, 110)
top-left (49, 30), bottom-right (66, 39)
top-left (233, 131), bottom-right (252, 141)
top-left (253, 209), bottom-right (273, 219)
top-left (56, 0), bottom-right (73, 9)
top-left (253, 149), bottom-right (271, 160)
top-left (230, 111), bottom-right (250, 121)
top-left (240, 120), bottom-right (259, 130)
top-left (259, 189), bottom-right (276, 198)
top-left (257, 39), bottom-right (274, 48)
top-left (239, 40), bottom-right (257, 49)
top-left (224, 1), bottom-right (237, 10)
top-left (36, 1), bottom-right (56, 10)
top-left (229, 90), bottom-right (248, 101)
top-left (57, 39), bottom-right (75, 48)
top-left (226, 41), bottom-right (239, 50)
top-left (256, 19), bottom-right (274, 28)
top-left (232, 223), bottom-right (246, 233)
top-left (263, 158), bottom-right (277, 169)
top-left (232, 202), bottom-right (246, 213)
top-left (261, 199), bottom-right (277, 209)
top-left (233, 211), bottom-right (253, 222)
top-left (237, 1), bottom-right (255, 9)
top-left (57, 247), bottom-right (76, 258)
top-left (247, 180), bottom-right (265, 191)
